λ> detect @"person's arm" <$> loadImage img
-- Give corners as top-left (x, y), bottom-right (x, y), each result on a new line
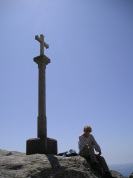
top-left (91, 135), bottom-right (101, 155)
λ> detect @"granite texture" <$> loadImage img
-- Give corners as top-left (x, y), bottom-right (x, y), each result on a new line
top-left (0, 149), bottom-right (125, 178)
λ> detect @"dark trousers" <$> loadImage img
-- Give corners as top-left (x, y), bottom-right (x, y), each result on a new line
top-left (79, 146), bottom-right (110, 173)
top-left (96, 154), bottom-right (110, 172)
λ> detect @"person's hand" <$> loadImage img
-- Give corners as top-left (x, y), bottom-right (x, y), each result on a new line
top-left (98, 150), bottom-right (101, 155)
top-left (84, 144), bottom-right (89, 149)
top-left (94, 147), bottom-right (101, 155)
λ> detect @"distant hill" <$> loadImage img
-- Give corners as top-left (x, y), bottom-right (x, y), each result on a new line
top-left (109, 163), bottom-right (133, 177)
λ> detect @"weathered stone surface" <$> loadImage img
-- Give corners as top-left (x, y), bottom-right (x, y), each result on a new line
top-left (129, 173), bottom-right (133, 178)
top-left (110, 170), bottom-right (126, 178)
top-left (26, 54), bottom-right (57, 155)
top-left (0, 149), bottom-right (124, 178)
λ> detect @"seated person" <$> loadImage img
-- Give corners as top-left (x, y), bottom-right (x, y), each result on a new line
top-left (78, 125), bottom-right (115, 178)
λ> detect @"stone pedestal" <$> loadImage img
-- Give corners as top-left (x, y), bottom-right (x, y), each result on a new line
top-left (47, 138), bottom-right (58, 155)
top-left (26, 55), bottom-right (57, 155)
top-left (26, 137), bottom-right (57, 155)
top-left (26, 138), bottom-right (46, 155)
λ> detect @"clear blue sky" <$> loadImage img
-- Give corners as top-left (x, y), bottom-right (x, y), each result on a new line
top-left (0, 0), bottom-right (133, 165)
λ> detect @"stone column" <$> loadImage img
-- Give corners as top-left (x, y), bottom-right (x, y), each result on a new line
top-left (26, 55), bottom-right (50, 155)
top-left (34, 55), bottom-right (50, 139)
top-left (26, 35), bottom-right (57, 155)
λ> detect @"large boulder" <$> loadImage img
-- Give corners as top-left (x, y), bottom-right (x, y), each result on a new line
top-left (0, 149), bottom-right (124, 178)
top-left (129, 173), bottom-right (133, 178)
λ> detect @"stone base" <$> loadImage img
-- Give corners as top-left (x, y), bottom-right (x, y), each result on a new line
top-left (26, 137), bottom-right (57, 155)
top-left (26, 138), bottom-right (46, 155)
top-left (47, 138), bottom-right (58, 155)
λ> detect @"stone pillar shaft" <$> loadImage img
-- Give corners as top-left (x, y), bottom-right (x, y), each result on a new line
top-left (26, 42), bottom-right (58, 155)
top-left (34, 55), bottom-right (50, 139)
top-left (38, 63), bottom-right (47, 138)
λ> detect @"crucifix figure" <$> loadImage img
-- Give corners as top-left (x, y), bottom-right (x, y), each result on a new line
top-left (35, 34), bottom-right (49, 55)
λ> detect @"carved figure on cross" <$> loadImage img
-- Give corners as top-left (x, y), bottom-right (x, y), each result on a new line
top-left (35, 34), bottom-right (49, 55)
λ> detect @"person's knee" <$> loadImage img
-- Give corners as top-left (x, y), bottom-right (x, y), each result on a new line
top-left (100, 156), bottom-right (105, 161)
top-left (96, 155), bottom-right (104, 161)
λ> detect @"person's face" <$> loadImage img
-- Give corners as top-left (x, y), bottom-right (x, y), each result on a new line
top-left (84, 128), bottom-right (91, 136)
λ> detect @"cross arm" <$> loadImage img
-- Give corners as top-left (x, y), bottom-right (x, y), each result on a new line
top-left (35, 35), bottom-right (49, 49)
top-left (44, 42), bottom-right (49, 49)
top-left (35, 35), bottom-right (42, 43)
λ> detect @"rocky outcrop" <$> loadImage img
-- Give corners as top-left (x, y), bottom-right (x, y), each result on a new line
top-left (129, 173), bottom-right (133, 178)
top-left (0, 149), bottom-right (124, 178)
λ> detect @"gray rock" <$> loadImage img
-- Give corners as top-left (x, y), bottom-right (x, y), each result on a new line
top-left (110, 170), bottom-right (126, 178)
top-left (0, 149), bottom-right (124, 178)
top-left (129, 173), bottom-right (133, 178)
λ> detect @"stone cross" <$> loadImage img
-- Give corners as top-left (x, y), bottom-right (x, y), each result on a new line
top-left (26, 34), bottom-right (57, 155)
top-left (35, 34), bottom-right (49, 55)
